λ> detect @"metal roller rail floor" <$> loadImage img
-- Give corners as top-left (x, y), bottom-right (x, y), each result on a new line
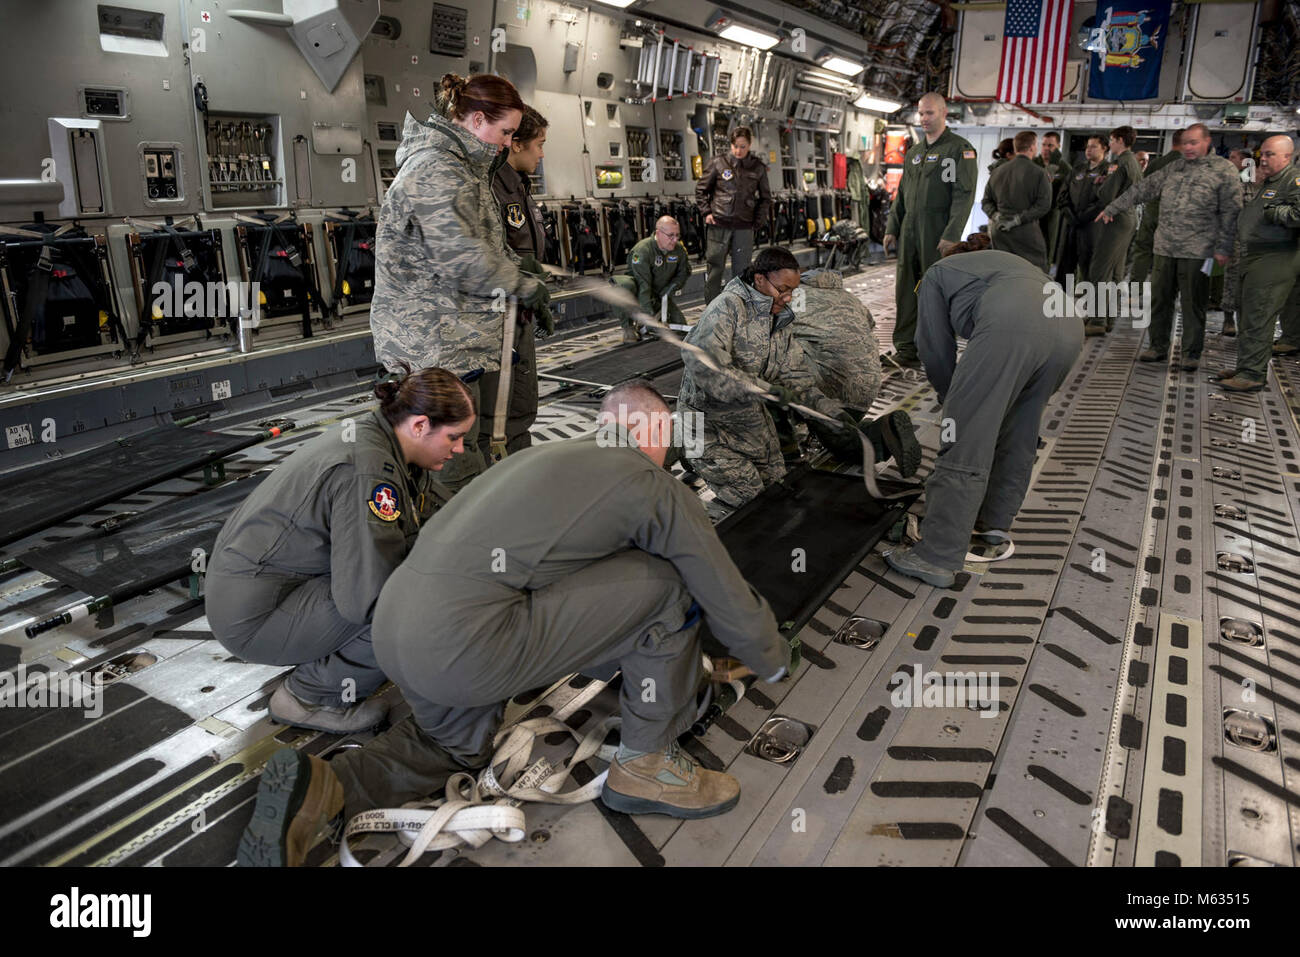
top-left (1, 262), bottom-right (1298, 867)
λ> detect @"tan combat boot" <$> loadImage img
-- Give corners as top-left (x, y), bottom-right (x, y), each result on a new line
top-left (238, 748), bottom-right (345, 867)
top-left (602, 741), bottom-right (740, 819)
top-left (621, 325), bottom-right (641, 344)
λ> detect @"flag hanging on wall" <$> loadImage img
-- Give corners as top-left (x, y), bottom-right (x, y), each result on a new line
top-left (997, 0), bottom-right (1076, 104)
top-left (1085, 3), bottom-right (1173, 100)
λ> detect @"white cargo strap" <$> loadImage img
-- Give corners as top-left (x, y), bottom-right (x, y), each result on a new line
top-left (490, 296), bottom-right (517, 463)
top-left (965, 530), bottom-right (1015, 563)
top-left (661, 292), bottom-right (668, 327)
top-left (339, 714), bottom-right (620, 867)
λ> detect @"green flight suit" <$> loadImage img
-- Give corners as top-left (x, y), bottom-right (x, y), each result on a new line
top-left (1092, 150), bottom-right (1143, 291)
top-left (335, 430), bottom-right (790, 819)
top-left (884, 128), bottom-right (979, 363)
top-left (1034, 150), bottom-right (1073, 267)
top-left (613, 235), bottom-right (691, 337)
top-left (1234, 163), bottom-right (1300, 380)
top-left (206, 409), bottom-right (449, 706)
top-left (981, 155), bottom-right (1053, 271)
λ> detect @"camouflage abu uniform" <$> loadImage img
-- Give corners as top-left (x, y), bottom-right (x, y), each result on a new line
top-left (369, 105), bottom-right (545, 486)
top-left (677, 276), bottom-right (845, 507)
top-left (1104, 153), bottom-right (1243, 359)
top-left (789, 269), bottom-right (882, 410)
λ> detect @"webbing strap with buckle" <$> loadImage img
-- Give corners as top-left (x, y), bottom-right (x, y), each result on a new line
top-left (338, 713), bottom-right (620, 866)
top-left (489, 296), bottom-right (518, 463)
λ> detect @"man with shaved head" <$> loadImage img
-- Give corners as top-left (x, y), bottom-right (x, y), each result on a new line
top-left (614, 214), bottom-right (692, 342)
top-left (1099, 122), bottom-right (1243, 370)
top-left (883, 92), bottom-right (978, 366)
top-left (1214, 135), bottom-right (1300, 391)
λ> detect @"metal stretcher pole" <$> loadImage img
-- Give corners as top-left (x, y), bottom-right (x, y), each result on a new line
top-left (554, 269), bottom-right (914, 501)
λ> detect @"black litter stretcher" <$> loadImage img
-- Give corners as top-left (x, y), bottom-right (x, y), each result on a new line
top-left (692, 465), bottom-right (920, 732)
top-left (541, 338), bottom-right (683, 395)
top-left (13, 474), bottom-right (267, 637)
top-left (0, 423), bottom-right (282, 549)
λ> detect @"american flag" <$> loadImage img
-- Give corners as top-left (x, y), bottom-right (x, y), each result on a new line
top-left (997, 0), bottom-right (1075, 104)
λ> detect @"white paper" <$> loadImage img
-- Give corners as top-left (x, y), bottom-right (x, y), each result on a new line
top-left (1201, 257), bottom-right (1214, 276)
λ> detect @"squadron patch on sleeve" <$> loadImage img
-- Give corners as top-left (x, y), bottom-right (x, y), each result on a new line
top-left (631, 252), bottom-right (642, 264)
top-left (368, 482), bottom-right (401, 522)
top-left (1294, 176), bottom-right (1300, 187)
top-left (506, 203), bottom-right (526, 229)
top-left (962, 149), bottom-right (976, 160)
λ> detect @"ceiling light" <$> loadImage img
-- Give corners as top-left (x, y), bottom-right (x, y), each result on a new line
top-left (853, 93), bottom-right (903, 113)
top-left (821, 56), bottom-right (863, 77)
top-left (598, 0), bottom-right (639, 7)
top-left (718, 24), bottom-right (780, 49)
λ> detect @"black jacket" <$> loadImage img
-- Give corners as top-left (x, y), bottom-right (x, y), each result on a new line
top-left (492, 162), bottom-right (545, 258)
top-left (695, 152), bottom-right (773, 229)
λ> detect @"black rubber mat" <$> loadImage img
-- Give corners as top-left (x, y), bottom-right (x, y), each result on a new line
top-left (20, 475), bottom-right (267, 597)
top-left (31, 755), bottom-right (230, 866)
top-left (0, 758), bottom-right (164, 861)
top-left (0, 426), bottom-right (255, 548)
top-left (714, 466), bottom-right (920, 635)
top-left (0, 685), bottom-right (192, 828)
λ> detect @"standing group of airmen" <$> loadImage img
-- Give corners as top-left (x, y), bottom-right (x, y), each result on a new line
top-left (215, 76), bottom-right (1300, 865)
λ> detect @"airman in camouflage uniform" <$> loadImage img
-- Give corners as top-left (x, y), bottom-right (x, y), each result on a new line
top-left (791, 269), bottom-right (881, 410)
top-left (677, 252), bottom-right (846, 508)
top-left (1129, 139), bottom-right (1182, 283)
top-left (370, 103), bottom-right (549, 487)
top-left (1100, 124), bottom-right (1243, 369)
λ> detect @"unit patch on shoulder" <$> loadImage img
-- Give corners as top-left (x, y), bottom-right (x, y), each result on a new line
top-left (368, 482), bottom-right (401, 522)
top-left (631, 252), bottom-right (642, 264)
top-left (962, 149), bottom-right (976, 160)
top-left (506, 203), bottom-right (526, 229)
top-left (1295, 176), bottom-right (1300, 187)
top-left (721, 169), bottom-right (734, 180)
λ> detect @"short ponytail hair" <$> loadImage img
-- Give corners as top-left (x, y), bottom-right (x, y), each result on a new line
top-left (438, 73), bottom-right (525, 124)
top-left (374, 364), bottom-right (475, 427)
